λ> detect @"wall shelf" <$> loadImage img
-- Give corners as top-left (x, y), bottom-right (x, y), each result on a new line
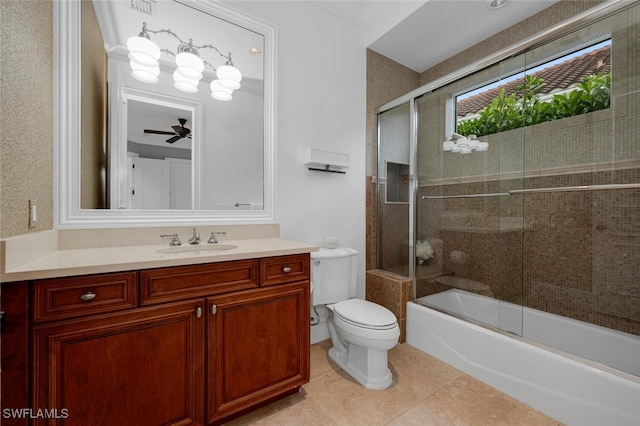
top-left (304, 148), bottom-right (349, 174)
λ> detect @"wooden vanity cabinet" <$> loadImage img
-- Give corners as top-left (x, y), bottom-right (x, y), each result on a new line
top-left (1, 253), bottom-right (310, 426)
top-left (207, 282), bottom-right (310, 424)
top-left (32, 299), bottom-right (205, 426)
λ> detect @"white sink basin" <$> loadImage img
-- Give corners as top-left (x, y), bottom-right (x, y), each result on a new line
top-left (157, 244), bottom-right (238, 254)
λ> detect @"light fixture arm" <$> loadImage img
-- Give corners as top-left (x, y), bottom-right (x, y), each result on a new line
top-left (139, 22), bottom-right (234, 64)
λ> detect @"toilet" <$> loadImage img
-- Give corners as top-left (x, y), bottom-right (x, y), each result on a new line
top-left (311, 247), bottom-right (400, 390)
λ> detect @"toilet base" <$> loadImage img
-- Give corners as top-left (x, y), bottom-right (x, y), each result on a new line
top-left (328, 345), bottom-right (393, 390)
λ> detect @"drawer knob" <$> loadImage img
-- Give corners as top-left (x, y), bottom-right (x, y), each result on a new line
top-left (282, 266), bottom-right (292, 273)
top-left (79, 292), bottom-right (96, 301)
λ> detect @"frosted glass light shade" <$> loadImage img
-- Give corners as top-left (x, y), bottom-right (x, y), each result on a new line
top-left (127, 36), bottom-right (160, 67)
top-left (173, 70), bottom-right (198, 93)
top-left (130, 60), bottom-right (159, 83)
top-left (210, 79), bottom-right (233, 101)
top-left (175, 52), bottom-right (204, 80)
top-left (216, 65), bottom-right (242, 90)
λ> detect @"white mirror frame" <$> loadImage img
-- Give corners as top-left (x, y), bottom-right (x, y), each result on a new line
top-left (54, 0), bottom-right (276, 228)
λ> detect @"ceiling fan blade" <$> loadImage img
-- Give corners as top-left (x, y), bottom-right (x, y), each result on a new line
top-left (145, 129), bottom-right (176, 135)
top-left (166, 135), bottom-right (182, 144)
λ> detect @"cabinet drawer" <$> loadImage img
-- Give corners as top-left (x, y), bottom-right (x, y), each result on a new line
top-left (260, 254), bottom-right (310, 286)
top-left (33, 272), bottom-right (138, 323)
top-left (140, 260), bottom-right (259, 306)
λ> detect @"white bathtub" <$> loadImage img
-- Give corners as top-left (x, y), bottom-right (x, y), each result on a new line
top-left (407, 289), bottom-right (640, 426)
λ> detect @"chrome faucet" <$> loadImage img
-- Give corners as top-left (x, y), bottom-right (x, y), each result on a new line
top-left (160, 233), bottom-right (182, 246)
top-left (189, 227), bottom-right (201, 245)
top-left (208, 231), bottom-right (227, 244)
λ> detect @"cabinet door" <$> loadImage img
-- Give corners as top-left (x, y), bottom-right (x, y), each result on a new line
top-left (207, 283), bottom-right (310, 424)
top-left (32, 300), bottom-right (205, 426)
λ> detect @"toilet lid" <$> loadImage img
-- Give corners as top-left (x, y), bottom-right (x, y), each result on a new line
top-left (333, 299), bottom-right (398, 330)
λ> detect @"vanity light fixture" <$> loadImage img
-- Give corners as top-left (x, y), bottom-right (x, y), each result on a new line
top-left (127, 22), bottom-right (242, 100)
top-left (443, 132), bottom-right (489, 154)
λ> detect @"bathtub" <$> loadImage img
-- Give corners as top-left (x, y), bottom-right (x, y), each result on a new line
top-left (407, 289), bottom-right (640, 426)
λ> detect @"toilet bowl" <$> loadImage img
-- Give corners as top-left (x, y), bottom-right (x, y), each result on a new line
top-left (311, 247), bottom-right (400, 390)
top-left (326, 299), bottom-right (400, 389)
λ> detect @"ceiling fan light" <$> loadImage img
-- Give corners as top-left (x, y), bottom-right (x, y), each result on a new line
top-left (127, 36), bottom-right (160, 67)
top-left (216, 65), bottom-right (242, 90)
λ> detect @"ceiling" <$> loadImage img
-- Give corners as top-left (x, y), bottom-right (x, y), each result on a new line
top-left (313, 0), bottom-right (560, 73)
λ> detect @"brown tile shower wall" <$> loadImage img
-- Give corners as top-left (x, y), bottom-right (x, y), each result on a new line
top-left (366, 269), bottom-right (411, 343)
top-left (416, 168), bottom-right (640, 337)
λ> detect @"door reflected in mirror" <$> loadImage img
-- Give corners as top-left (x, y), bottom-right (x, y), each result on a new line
top-left (127, 99), bottom-right (193, 209)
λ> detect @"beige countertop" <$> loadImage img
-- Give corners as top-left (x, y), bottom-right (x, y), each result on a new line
top-left (1, 237), bottom-right (318, 282)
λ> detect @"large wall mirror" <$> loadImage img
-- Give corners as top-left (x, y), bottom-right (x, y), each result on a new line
top-left (55, 0), bottom-right (275, 227)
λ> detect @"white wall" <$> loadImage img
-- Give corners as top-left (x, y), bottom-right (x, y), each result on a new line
top-left (222, 1), bottom-right (368, 297)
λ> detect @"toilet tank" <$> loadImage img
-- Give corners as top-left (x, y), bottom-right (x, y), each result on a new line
top-left (310, 247), bottom-right (358, 306)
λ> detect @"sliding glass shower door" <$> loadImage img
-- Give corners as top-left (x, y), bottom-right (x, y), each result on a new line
top-left (376, 102), bottom-right (413, 277)
top-left (394, 2), bottom-right (640, 376)
top-left (414, 53), bottom-right (526, 335)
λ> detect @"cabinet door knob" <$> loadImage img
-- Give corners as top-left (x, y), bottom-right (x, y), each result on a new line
top-left (79, 292), bottom-right (96, 301)
top-left (211, 304), bottom-right (217, 315)
top-left (282, 266), bottom-right (292, 273)
top-left (196, 307), bottom-right (202, 318)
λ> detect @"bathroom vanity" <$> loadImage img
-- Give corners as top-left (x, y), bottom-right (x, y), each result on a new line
top-left (1, 234), bottom-right (315, 425)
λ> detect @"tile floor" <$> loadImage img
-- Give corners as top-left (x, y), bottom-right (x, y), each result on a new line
top-left (227, 340), bottom-right (562, 425)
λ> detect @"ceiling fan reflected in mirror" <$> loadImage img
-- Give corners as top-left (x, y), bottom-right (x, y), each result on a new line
top-left (144, 118), bottom-right (192, 144)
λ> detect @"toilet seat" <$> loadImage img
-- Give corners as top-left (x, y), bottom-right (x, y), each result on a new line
top-left (333, 299), bottom-right (397, 330)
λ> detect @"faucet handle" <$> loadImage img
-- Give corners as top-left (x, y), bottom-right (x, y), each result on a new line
top-left (208, 231), bottom-right (227, 244)
top-left (160, 233), bottom-right (182, 246)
